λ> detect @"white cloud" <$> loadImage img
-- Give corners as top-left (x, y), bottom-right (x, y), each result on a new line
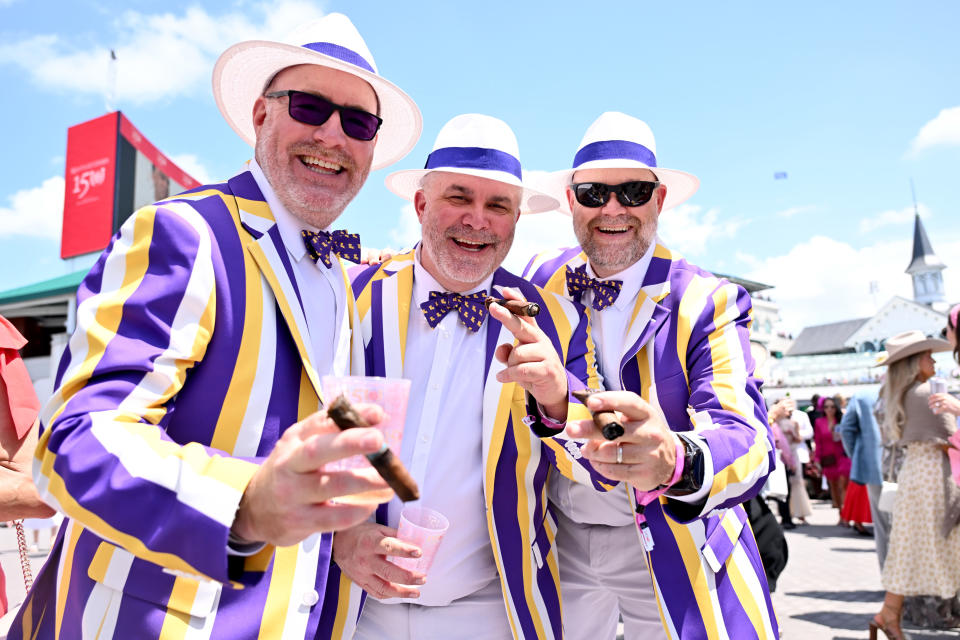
top-left (859, 203), bottom-right (930, 233)
top-left (169, 153), bottom-right (213, 185)
top-left (0, 1), bottom-right (327, 105)
top-left (504, 211), bottom-right (578, 273)
top-left (909, 106), bottom-right (960, 154)
top-left (388, 203), bottom-right (421, 251)
top-left (744, 235), bottom-right (960, 335)
top-left (0, 176), bottom-right (65, 239)
top-left (774, 205), bottom-right (816, 219)
top-left (657, 204), bottom-right (746, 257)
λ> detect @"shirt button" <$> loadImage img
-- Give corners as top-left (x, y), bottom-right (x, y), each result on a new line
top-left (301, 589), bottom-right (320, 607)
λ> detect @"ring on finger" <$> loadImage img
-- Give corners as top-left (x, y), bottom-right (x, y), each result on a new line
top-left (616, 443), bottom-right (623, 464)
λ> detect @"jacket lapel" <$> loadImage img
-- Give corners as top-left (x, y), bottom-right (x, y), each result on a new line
top-left (228, 173), bottom-right (325, 403)
top-left (618, 244), bottom-right (674, 380)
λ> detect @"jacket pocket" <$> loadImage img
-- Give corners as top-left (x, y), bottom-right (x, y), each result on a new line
top-left (699, 507), bottom-right (747, 573)
top-left (87, 540), bottom-right (222, 618)
top-left (531, 506), bottom-right (558, 570)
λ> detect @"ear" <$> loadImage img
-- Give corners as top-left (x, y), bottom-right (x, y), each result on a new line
top-left (252, 96), bottom-right (268, 136)
top-left (654, 183), bottom-right (667, 216)
top-left (413, 189), bottom-right (427, 223)
top-left (565, 186), bottom-right (577, 212)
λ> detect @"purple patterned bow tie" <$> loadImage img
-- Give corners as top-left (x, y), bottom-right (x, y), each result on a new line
top-left (301, 229), bottom-right (362, 268)
top-left (565, 265), bottom-right (623, 311)
top-left (420, 291), bottom-right (489, 332)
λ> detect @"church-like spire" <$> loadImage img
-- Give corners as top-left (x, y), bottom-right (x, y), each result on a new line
top-left (905, 212), bottom-right (945, 274)
top-left (904, 181), bottom-right (946, 306)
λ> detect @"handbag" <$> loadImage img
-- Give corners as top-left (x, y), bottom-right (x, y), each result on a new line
top-left (820, 454), bottom-right (837, 467)
top-left (0, 520), bottom-right (34, 635)
top-left (878, 481), bottom-right (898, 513)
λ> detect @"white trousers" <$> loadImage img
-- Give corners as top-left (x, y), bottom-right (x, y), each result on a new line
top-left (554, 509), bottom-right (667, 640)
top-left (354, 577), bottom-right (512, 640)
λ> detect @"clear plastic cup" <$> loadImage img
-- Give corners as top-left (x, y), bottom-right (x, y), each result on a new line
top-left (322, 376), bottom-right (411, 504)
top-left (930, 376), bottom-right (947, 395)
top-left (388, 506), bottom-right (450, 575)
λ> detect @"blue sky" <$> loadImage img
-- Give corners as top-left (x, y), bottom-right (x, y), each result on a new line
top-left (1, 0), bottom-right (958, 332)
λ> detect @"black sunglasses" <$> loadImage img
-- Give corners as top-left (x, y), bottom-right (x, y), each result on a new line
top-left (571, 180), bottom-right (660, 208)
top-left (265, 90), bottom-right (382, 141)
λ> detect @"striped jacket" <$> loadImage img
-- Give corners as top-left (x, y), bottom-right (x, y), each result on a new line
top-left (524, 244), bottom-right (779, 640)
top-left (14, 171), bottom-right (366, 639)
top-left (338, 251), bottom-right (610, 639)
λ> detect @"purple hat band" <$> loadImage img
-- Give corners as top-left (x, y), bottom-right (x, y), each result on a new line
top-left (424, 146), bottom-right (522, 180)
top-left (573, 140), bottom-right (657, 169)
top-left (302, 41), bottom-right (375, 74)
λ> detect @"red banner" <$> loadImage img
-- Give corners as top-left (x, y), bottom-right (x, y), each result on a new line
top-left (61, 112), bottom-right (119, 259)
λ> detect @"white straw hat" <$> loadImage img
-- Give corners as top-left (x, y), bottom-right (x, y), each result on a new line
top-left (540, 111), bottom-right (699, 214)
top-left (212, 13), bottom-right (421, 170)
top-left (874, 330), bottom-right (951, 367)
top-left (384, 114), bottom-right (559, 214)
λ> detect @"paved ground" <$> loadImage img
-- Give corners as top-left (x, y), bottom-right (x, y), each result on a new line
top-left (3, 503), bottom-right (960, 638)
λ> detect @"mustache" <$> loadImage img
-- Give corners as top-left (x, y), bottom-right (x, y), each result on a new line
top-left (445, 225), bottom-right (499, 244)
top-left (589, 216), bottom-right (637, 229)
top-left (290, 144), bottom-right (355, 171)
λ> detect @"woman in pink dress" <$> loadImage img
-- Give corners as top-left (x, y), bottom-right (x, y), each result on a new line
top-left (813, 396), bottom-right (852, 525)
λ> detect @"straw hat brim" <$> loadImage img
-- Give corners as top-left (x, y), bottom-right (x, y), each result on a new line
top-left (384, 168), bottom-right (560, 215)
top-left (874, 337), bottom-right (952, 367)
top-left (212, 40), bottom-right (422, 170)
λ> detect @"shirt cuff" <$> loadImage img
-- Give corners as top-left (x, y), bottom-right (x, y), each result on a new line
top-left (665, 432), bottom-right (714, 504)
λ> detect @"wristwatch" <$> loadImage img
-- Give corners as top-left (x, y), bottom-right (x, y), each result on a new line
top-left (664, 432), bottom-right (704, 496)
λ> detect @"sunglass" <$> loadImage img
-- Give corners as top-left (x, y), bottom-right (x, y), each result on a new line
top-left (265, 90), bottom-right (382, 141)
top-left (571, 180), bottom-right (660, 208)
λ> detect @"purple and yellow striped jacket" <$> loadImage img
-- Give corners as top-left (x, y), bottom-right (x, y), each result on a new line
top-left (337, 251), bottom-right (611, 639)
top-left (524, 244), bottom-right (779, 640)
top-left (14, 171), bottom-right (367, 639)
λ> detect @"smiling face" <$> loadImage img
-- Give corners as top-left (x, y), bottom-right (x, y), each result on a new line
top-left (252, 64), bottom-right (378, 229)
top-left (415, 172), bottom-right (521, 293)
top-left (918, 350), bottom-right (936, 381)
top-left (568, 167), bottom-right (665, 278)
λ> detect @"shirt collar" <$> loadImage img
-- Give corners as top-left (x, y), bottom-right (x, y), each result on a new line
top-left (412, 245), bottom-right (495, 308)
top-left (248, 159), bottom-right (328, 264)
top-left (585, 238), bottom-right (657, 311)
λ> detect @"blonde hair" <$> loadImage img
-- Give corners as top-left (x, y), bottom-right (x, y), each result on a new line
top-left (877, 352), bottom-right (924, 441)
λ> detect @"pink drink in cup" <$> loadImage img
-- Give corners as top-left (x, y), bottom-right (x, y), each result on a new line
top-left (321, 376), bottom-right (411, 504)
top-left (388, 506), bottom-right (450, 575)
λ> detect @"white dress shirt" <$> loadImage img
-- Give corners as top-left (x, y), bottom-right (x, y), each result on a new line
top-left (248, 160), bottom-right (350, 378)
top-left (380, 248), bottom-right (499, 606)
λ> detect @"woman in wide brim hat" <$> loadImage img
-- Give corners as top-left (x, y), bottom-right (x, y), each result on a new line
top-left (870, 330), bottom-right (959, 639)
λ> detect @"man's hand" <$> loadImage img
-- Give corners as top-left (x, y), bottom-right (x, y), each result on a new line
top-left (489, 288), bottom-right (568, 419)
top-left (566, 391), bottom-right (679, 491)
top-left (231, 403), bottom-right (393, 547)
top-left (767, 398), bottom-right (794, 422)
top-left (333, 522), bottom-right (425, 599)
top-left (930, 392), bottom-right (960, 417)
top-left (360, 246), bottom-right (400, 265)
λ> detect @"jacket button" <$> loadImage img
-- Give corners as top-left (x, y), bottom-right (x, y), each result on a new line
top-left (301, 589), bottom-right (320, 607)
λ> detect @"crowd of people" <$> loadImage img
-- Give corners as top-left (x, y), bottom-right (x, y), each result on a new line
top-left (0, 11), bottom-right (957, 640)
top-left (765, 305), bottom-right (960, 640)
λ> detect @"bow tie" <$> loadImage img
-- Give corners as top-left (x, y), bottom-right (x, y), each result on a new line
top-left (301, 229), bottom-right (362, 268)
top-left (565, 265), bottom-right (623, 311)
top-left (420, 291), bottom-right (489, 332)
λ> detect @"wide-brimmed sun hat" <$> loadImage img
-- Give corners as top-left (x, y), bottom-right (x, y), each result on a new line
top-left (384, 113), bottom-right (560, 214)
top-left (537, 111), bottom-right (699, 214)
top-left (874, 330), bottom-right (952, 367)
top-left (212, 13), bottom-right (421, 170)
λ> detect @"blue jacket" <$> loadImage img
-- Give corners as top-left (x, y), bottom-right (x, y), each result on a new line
top-left (838, 391), bottom-right (883, 485)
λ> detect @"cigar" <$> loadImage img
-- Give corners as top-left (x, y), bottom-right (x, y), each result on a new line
top-left (484, 296), bottom-right (540, 317)
top-left (326, 394), bottom-right (420, 502)
top-left (571, 389), bottom-right (625, 440)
